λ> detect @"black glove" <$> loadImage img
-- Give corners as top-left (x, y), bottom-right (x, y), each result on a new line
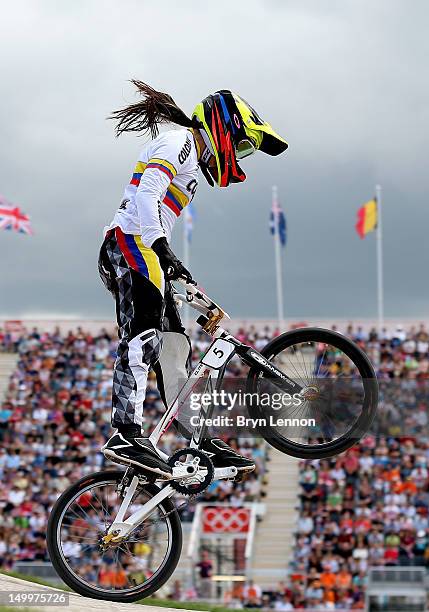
top-left (152, 237), bottom-right (194, 283)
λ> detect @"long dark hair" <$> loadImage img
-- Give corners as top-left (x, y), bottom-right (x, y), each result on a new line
top-left (109, 80), bottom-right (198, 138)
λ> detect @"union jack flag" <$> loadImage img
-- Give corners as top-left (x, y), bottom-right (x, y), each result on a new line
top-left (0, 195), bottom-right (33, 235)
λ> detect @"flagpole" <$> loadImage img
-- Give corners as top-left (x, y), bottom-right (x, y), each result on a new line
top-left (272, 185), bottom-right (284, 328)
top-left (183, 207), bottom-right (190, 331)
top-left (375, 184), bottom-right (384, 335)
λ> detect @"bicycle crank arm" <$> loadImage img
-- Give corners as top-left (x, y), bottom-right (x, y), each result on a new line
top-left (240, 347), bottom-right (303, 394)
top-left (171, 463), bottom-right (200, 480)
top-left (214, 466), bottom-right (238, 480)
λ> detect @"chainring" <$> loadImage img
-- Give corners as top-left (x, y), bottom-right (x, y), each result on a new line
top-left (168, 447), bottom-right (214, 496)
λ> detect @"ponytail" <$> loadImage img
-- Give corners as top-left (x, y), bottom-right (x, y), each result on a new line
top-left (109, 80), bottom-right (199, 138)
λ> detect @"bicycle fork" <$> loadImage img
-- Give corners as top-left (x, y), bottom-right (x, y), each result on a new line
top-left (101, 474), bottom-right (175, 545)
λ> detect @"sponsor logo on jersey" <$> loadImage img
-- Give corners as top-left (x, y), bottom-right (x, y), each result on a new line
top-left (178, 135), bottom-right (192, 165)
top-left (186, 179), bottom-right (198, 199)
top-left (157, 200), bottom-right (165, 231)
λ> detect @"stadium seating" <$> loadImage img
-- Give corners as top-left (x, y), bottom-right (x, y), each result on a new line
top-left (1, 321), bottom-right (428, 609)
top-left (291, 323), bottom-right (429, 610)
top-left (0, 325), bottom-right (266, 569)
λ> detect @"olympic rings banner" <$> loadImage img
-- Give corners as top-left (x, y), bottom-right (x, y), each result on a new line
top-left (202, 506), bottom-right (250, 534)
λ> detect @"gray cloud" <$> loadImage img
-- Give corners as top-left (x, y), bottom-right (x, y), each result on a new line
top-left (1, 0), bottom-right (428, 320)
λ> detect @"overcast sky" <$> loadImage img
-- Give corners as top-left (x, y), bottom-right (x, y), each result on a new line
top-left (1, 0), bottom-right (428, 320)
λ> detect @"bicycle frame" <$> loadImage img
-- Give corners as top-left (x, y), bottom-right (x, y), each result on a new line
top-left (103, 279), bottom-right (303, 544)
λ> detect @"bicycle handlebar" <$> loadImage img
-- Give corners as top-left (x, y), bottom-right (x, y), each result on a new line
top-left (175, 276), bottom-right (198, 293)
top-left (174, 277), bottom-right (230, 333)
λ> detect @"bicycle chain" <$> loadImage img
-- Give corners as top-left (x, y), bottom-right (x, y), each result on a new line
top-left (161, 494), bottom-right (198, 520)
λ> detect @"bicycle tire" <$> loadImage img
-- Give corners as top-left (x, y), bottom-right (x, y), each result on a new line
top-left (47, 470), bottom-right (182, 602)
top-left (246, 327), bottom-right (378, 459)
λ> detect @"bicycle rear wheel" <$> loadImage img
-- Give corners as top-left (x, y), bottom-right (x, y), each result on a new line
top-left (47, 470), bottom-right (182, 602)
top-left (246, 328), bottom-right (378, 459)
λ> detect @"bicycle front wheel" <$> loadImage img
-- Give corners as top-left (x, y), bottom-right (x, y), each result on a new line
top-left (47, 470), bottom-right (182, 602)
top-left (246, 328), bottom-right (378, 459)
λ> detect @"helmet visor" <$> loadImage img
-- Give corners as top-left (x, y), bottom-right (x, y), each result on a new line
top-left (235, 138), bottom-right (256, 160)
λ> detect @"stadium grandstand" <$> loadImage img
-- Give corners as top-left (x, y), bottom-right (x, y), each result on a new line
top-left (1, 320), bottom-right (429, 610)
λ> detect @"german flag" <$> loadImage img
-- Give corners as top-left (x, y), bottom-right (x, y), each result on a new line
top-left (355, 198), bottom-right (378, 239)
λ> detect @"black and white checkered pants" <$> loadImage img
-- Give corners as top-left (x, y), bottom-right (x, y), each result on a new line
top-left (99, 231), bottom-right (191, 429)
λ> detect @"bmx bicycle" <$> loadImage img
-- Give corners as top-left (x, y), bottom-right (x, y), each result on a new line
top-left (47, 278), bottom-right (378, 602)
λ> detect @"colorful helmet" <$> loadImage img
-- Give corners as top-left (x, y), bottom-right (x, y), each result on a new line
top-left (192, 90), bottom-right (288, 187)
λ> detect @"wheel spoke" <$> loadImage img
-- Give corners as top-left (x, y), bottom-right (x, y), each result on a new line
top-left (252, 331), bottom-right (376, 452)
top-left (53, 477), bottom-right (175, 597)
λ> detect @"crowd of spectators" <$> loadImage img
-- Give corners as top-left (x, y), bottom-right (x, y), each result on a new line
top-left (1, 321), bottom-right (429, 609)
top-left (291, 323), bottom-right (429, 610)
top-left (0, 324), bottom-right (267, 572)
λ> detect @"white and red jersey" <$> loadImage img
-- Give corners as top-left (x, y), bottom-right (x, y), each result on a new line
top-left (105, 128), bottom-right (199, 247)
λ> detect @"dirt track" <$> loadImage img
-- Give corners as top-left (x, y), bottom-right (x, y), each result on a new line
top-left (0, 573), bottom-right (204, 612)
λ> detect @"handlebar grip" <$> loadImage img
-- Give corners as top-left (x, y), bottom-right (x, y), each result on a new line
top-left (177, 275), bottom-right (197, 288)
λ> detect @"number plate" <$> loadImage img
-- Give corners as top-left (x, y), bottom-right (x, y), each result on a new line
top-left (200, 339), bottom-right (235, 369)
